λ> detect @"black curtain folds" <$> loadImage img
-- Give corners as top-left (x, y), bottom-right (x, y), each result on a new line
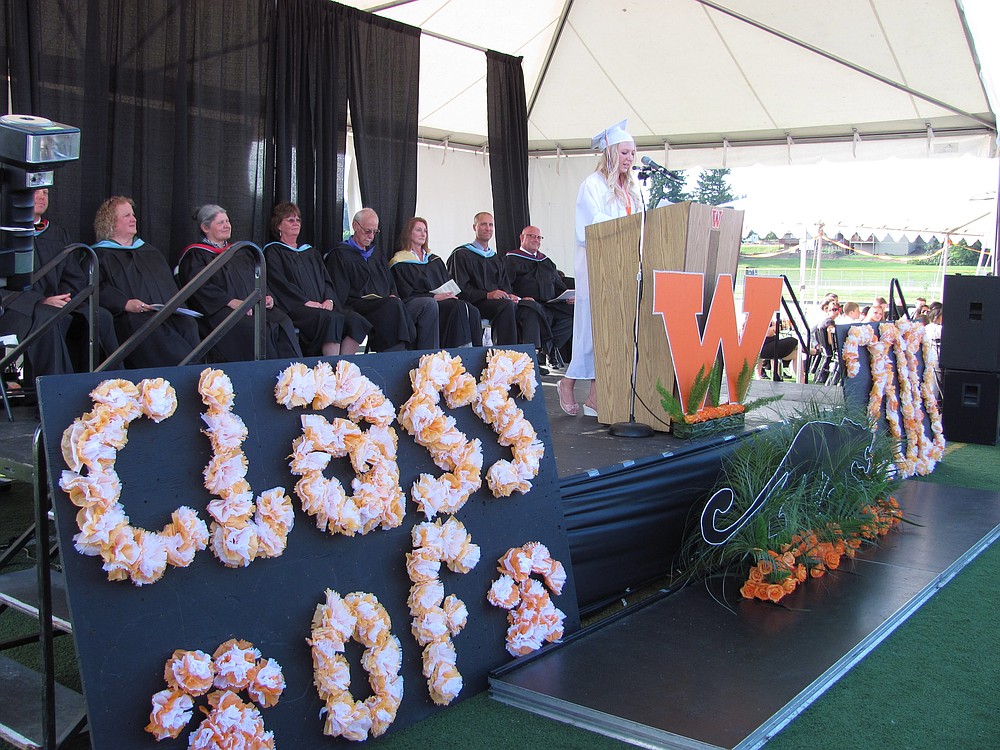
top-left (18, 0), bottom-right (422, 261)
top-left (272, 0), bottom-right (349, 250)
top-left (3, 0), bottom-right (41, 114)
top-left (347, 9), bottom-right (420, 256)
top-left (31, 0), bottom-right (273, 261)
top-left (486, 50), bottom-right (530, 255)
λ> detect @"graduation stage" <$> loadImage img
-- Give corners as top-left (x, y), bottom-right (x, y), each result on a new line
top-left (492, 479), bottom-right (1000, 749)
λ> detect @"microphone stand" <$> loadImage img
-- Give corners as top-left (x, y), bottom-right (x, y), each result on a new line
top-left (610, 170), bottom-right (655, 438)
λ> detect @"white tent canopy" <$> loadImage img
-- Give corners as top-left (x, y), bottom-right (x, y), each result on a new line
top-left (340, 0), bottom-right (999, 273)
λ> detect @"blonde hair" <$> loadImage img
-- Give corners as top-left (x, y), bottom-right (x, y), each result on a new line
top-left (596, 142), bottom-right (640, 211)
top-left (93, 196), bottom-right (136, 242)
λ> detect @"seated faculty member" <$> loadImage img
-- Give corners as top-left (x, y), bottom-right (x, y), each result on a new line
top-left (326, 207), bottom-right (436, 351)
top-left (448, 211), bottom-right (548, 351)
top-left (263, 201), bottom-right (369, 356)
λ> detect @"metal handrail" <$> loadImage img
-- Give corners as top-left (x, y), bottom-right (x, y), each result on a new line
top-left (764, 274), bottom-right (814, 383)
top-left (97, 240), bottom-right (267, 371)
top-left (887, 278), bottom-right (909, 321)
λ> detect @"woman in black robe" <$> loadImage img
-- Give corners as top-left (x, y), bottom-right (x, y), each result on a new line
top-left (91, 196), bottom-right (200, 369)
top-left (389, 217), bottom-right (480, 348)
top-left (262, 202), bottom-right (369, 356)
top-left (177, 204), bottom-right (301, 363)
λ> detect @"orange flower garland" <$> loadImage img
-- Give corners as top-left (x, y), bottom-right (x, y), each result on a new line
top-left (682, 402), bottom-right (745, 424)
top-left (406, 516), bottom-right (480, 705)
top-left (278, 360), bottom-right (404, 535)
top-left (397, 351), bottom-right (483, 518)
top-left (487, 542), bottom-right (566, 656)
top-left (842, 322), bottom-right (944, 478)
top-left (472, 349), bottom-right (545, 497)
top-left (59, 378), bottom-right (209, 585)
top-left (741, 496), bottom-right (902, 604)
top-left (199, 369), bottom-right (295, 567)
top-left (308, 589), bottom-right (403, 740)
top-left (146, 638), bottom-right (283, 745)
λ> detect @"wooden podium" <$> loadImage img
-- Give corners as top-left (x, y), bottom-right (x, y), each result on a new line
top-left (585, 202), bottom-right (743, 431)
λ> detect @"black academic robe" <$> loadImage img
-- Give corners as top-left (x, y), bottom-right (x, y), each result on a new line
top-left (263, 241), bottom-right (370, 356)
top-left (504, 248), bottom-right (573, 352)
top-left (448, 244), bottom-right (548, 349)
top-left (177, 242), bottom-right (301, 363)
top-left (389, 250), bottom-right (481, 348)
top-left (325, 241), bottom-right (414, 351)
top-left (0, 228), bottom-right (74, 376)
top-left (33, 220), bottom-right (120, 365)
top-left (93, 239), bottom-right (200, 369)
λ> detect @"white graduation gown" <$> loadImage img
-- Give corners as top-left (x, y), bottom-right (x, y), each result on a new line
top-left (565, 170), bottom-right (634, 380)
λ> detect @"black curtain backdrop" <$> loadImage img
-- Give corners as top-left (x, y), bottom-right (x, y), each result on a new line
top-left (29, 1), bottom-right (273, 262)
top-left (3, 0), bottom-right (41, 114)
top-left (486, 50), bottom-right (530, 255)
top-left (272, 0), bottom-right (349, 250)
top-left (347, 9), bottom-right (420, 257)
top-left (14, 0), bottom-right (423, 262)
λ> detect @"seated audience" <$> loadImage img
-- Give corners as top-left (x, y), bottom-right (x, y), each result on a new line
top-left (504, 225), bottom-right (573, 366)
top-left (448, 211), bottom-right (549, 351)
top-left (389, 217), bottom-right (480, 348)
top-left (834, 301), bottom-right (861, 325)
top-left (263, 202), bottom-right (369, 356)
top-left (759, 317), bottom-right (799, 380)
top-left (92, 196), bottom-right (200, 369)
top-left (326, 208), bottom-right (437, 351)
top-left (177, 204), bottom-right (301, 362)
top-left (864, 304), bottom-right (885, 323)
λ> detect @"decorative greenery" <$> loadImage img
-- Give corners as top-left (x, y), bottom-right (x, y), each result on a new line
top-left (655, 357), bottom-right (782, 429)
top-left (672, 403), bottom-right (905, 602)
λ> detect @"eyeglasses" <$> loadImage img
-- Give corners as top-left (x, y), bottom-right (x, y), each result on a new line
top-left (354, 222), bottom-right (380, 236)
top-left (524, 233), bottom-right (543, 240)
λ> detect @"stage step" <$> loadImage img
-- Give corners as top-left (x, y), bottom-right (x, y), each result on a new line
top-left (0, 569), bottom-right (73, 633)
top-left (0, 655), bottom-right (87, 749)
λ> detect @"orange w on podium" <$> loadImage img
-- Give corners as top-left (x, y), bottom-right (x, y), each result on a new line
top-left (652, 272), bottom-right (783, 412)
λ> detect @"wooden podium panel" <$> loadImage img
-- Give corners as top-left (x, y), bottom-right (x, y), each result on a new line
top-left (586, 203), bottom-right (743, 431)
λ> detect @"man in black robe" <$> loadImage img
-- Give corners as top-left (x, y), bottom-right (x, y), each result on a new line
top-left (504, 225), bottom-right (573, 366)
top-left (326, 208), bottom-right (437, 351)
top-left (448, 212), bottom-right (548, 350)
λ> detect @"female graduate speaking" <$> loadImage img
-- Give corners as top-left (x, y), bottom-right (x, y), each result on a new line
top-left (557, 119), bottom-right (640, 417)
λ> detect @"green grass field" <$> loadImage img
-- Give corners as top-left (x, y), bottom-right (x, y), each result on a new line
top-left (737, 253), bottom-right (978, 306)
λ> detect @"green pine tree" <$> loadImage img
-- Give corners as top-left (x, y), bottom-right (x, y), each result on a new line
top-left (691, 168), bottom-right (740, 206)
top-left (644, 168), bottom-right (689, 208)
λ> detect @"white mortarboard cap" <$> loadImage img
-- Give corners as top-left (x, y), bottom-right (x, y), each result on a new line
top-left (591, 119), bottom-right (631, 151)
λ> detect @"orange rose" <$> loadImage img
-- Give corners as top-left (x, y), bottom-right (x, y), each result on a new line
top-left (766, 584), bottom-right (784, 602)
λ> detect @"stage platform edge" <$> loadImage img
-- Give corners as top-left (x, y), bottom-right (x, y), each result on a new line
top-left (491, 480), bottom-right (1000, 750)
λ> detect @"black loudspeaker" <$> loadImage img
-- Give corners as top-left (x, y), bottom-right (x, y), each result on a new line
top-left (943, 370), bottom-right (1000, 445)
top-left (940, 275), bottom-right (1000, 373)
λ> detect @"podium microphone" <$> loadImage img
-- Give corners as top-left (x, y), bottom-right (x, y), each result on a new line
top-left (639, 156), bottom-right (671, 175)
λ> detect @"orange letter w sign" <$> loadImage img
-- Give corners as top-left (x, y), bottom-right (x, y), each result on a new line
top-left (652, 272), bottom-right (783, 412)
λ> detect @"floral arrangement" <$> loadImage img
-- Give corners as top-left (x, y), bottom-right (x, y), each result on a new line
top-left (677, 405), bottom-right (904, 607)
top-left (59, 378), bottom-right (210, 585)
top-left (406, 515), bottom-right (480, 705)
top-left (278, 360), bottom-right (404, 534)
top-left (397, 351), bottom-right (483, 518)
top-left (657, 357), bottom-right (781, 436)
top-left (308, 589), bottom-right (403, 740)
top-left (842, 321), bottom-right (944, 477)
top-left (487, 542), bottom-right (566, 656)
top-left (472, 349), bottom-right (545, 497)
top-left (146, 638), bottom-right (283, 746)
top-left (199, 369), bottom-right (295, 567)
top-left (740, 497), bottom-right (902, 603)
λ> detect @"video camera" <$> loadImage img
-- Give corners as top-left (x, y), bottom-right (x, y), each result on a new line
top-left (0, 114), bottom-right (80, 290)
